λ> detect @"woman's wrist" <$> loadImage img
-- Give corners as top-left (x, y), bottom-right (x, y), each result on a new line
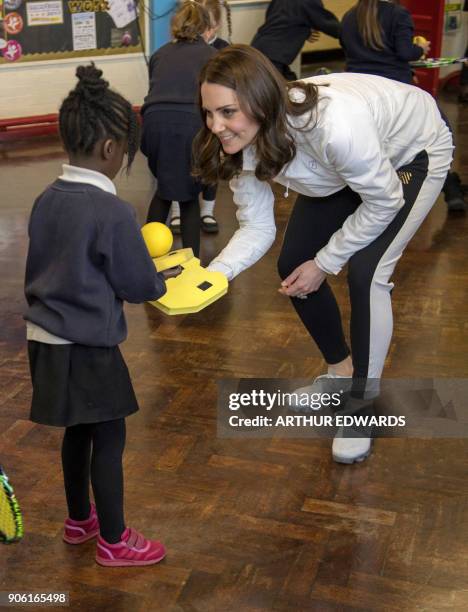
top-left (206, 260), bottom-right (233, 280)
top-left (313, 255), bottom-right (334, 276)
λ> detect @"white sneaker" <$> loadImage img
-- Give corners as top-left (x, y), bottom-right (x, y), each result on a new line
top-left (332, 427), bottom-right (372, 464)
top-left (288, 373), bottom-right (352, 412)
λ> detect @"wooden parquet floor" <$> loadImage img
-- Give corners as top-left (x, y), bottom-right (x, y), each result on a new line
top-left (0, 92), bottom-right (467, 611)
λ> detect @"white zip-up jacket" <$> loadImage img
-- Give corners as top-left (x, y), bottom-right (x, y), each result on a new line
top-left (207, 73), bottom-right (452, 279)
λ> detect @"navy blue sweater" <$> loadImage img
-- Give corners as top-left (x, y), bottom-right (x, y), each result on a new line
top-left (141, 38), bottom-right (216, 114)
top-left (252, 0), bottom-right (340, 66)
top-left (212, 37), bottom-right (229, 51)
top-left (25, 180), bottom-right (166, 347)
top-left (341, 1), bottom-right (423, 84)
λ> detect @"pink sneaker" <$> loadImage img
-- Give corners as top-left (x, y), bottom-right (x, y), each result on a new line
top-left (63, 503), bottom-right (99, 544)
top-left (96, 527), bottom-right (166, 567)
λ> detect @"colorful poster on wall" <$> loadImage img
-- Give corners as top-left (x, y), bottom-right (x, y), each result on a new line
top-left (26, 1), bottom-right (63, 26)
top-left (4, 0), bottom-right (24, 10)
top-left (4, 11), bottom-right (24, 34)
top-left (2, 37), bottom-right (21, 59)
top-left (0, 0), bottom-right (143, 63)
top-left (106, 0), bottom-right (136, 28)
top-left (71, 11), bottom-right (96, 50)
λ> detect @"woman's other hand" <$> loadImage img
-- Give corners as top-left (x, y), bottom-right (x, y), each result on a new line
top-left (279, 260), bottom-right (326, 297)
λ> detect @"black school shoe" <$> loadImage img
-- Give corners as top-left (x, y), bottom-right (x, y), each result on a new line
top-left (443, 171), bottom-right (466, 212)
top-left (169, 216), bottom-right (181, 235)
top-left (200, 215), bottom-right (219, 233)
top-left (458, 84), bottom-right (468, 104)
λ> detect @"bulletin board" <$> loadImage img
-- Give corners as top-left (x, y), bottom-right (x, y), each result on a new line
top-left (0, 0), bottom-right (145, 64)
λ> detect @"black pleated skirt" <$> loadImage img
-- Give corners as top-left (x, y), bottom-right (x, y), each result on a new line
top-left (27, 341), bottom-right (139, 427)
top-left (141, 106), bottom-right (204, 202)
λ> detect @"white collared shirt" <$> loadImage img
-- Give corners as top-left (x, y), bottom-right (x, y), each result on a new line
top-left (59, 164), bottom-right (117, 195)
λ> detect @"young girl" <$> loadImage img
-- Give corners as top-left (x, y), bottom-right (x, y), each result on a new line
top-left (340, 0), bottom-right (430, 83)
top-left (168, 0), bottom-right (233, 235)
top-left (193, 44), bottom-right (453, 463)
top-left (341, 0), bottom-right (465, 211)
top-left (140, 0), bottom-right (217, 256)
top-left (25, 64), bottom-right (178, 567)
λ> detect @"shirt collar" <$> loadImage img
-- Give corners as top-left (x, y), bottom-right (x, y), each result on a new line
top-left (59, 164), bottom-right (117, 195)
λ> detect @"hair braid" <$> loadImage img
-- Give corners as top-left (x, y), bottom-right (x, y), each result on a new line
top-left (222, 1), bottom-right (232, 41)
top-left (80, 102), bottom-right (99, 153)
top-left (126, 105), bottom-right (140, 168)
top-left (59, 63), bottom-right (140, 171)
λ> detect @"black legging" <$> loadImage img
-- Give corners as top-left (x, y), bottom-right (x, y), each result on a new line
top-left (278, 189), bottom-right (357, 367)
top-left (62, 418), bottom-right (126, 543)
top-left (147, 192), bottom-right (200, 257)
top-left (202, 184), bottom-right (217, 202)
top-left (277, 150), bottom-right (431, 397)
top-left (461, 46), bottom-right (468, 87)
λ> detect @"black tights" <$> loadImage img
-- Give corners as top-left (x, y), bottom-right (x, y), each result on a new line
top-left (61, 419), bottom-right (126, 543)
top-left (147, 192), bottom-right (200, 257)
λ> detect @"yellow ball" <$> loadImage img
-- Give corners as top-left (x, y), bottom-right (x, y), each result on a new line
top-left (413, 35), bottom-right (427, 46)
top-left (141, 222), bottom-right (173, 258)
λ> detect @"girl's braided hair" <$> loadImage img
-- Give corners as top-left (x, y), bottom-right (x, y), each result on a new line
top-left (172, 1), bottom-right (211, 41)
top-left (221, 1), bottom-right (232, 42)
top-left (59, 63), bottom-right (140, 170)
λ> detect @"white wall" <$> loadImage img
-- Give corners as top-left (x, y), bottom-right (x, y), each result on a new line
top-left (222, 0), bottom-right (269, 45)
top-left (0, 54), bottom-right (149, 120)
top-left (440, 9), bottom-right (468, 80)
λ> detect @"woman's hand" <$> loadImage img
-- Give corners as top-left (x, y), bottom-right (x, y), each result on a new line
top-left (278, 260), bottom-right (327, 298)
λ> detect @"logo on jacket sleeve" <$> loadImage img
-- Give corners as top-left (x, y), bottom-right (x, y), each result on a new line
top-left (398, 171), bottom-right (412, 185)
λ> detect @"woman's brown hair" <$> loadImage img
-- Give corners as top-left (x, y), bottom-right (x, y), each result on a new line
top-left (355, 0), bottom-right (398, 50)
top-left (192, 44), bottom-right (320, 184)
top-left (171, 1), bottom-right (211, 42)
